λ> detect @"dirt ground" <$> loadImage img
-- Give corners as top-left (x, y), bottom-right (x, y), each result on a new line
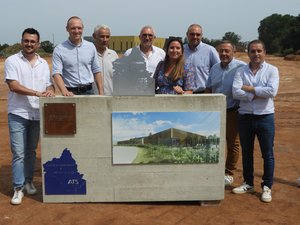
top-left (0, 54), bottom-right (299, 225)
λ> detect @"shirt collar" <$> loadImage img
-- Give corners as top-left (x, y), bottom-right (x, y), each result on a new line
top-left (18, 51), bottom-right (40, 60)
top-left (67, 38), bottom-right (83, 47)
top-left (97, 47), bottom-right (109, 57)
top-left (138, 45), bottom-right (154, 52)
top-left (248, 61), bottom-right (265, 70)
top-left (220, 58), bottom-right (235, 70)
top-left (187, 41), bottom-right (202, 51)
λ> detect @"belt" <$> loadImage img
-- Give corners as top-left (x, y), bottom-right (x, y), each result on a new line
top-left (193, 90), bottom-right (205, 94)
top-left (239, 113), bottom-right (273, 118)
top-left (227, 107), bottom-right (239, 112)
top-left (66, 83), bottom-right (93, 94)
top-left (193, 88), bottom-right (205, 94)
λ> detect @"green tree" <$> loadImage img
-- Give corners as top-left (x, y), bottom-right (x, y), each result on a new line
top-left (1, 43), bottom-right (22, 57)
top-left (222, 32), bottom-right (241, 46)
top-left (0, 43), bottom-right (9, 51)
top-left (258, 13), bottom-right (299, 54)
top-left (281, 15), bottom-right (300, 53)
top-left (40, 40), bottom-right (54, 53)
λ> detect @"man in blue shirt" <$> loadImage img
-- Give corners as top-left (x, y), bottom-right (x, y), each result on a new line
top-left (232, 40), bottom-right (279, 203)
top-left (52, 16), bottom-right (103, 96)
top-left (183, 24), bottom-right (220, 93)
top-left (206, 41), bottom-right (246, 186)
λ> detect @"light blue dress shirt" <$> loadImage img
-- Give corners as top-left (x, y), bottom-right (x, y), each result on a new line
top-left (52, 39), bottom-right (101, 87)
top-left (232, 61), bottom-right (279, 115)
top-left (206, 58), bottom-right (246, 109)
top-left (183, 42), bottom-right (220, 92)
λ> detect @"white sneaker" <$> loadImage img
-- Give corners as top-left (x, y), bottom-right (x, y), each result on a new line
top-left (232, 182), bottom-right (254, 194)
top-left (225, 175), bottom-right (234, 186)
top-left (24, 181), bottom-right (37, 195)
top-left (261, 186), bottom-right (272, 203)
top-left (297, 178), bottom-right (300, 187)
top-left (11, 188), bottom-right (24, 205)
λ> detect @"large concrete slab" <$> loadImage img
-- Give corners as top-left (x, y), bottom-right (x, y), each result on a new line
top-left (40, 94), bottom-right (226, 203)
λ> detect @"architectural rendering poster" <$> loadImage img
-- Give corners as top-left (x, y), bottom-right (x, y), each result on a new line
top-left (112, 112), bottom-right (220, 165)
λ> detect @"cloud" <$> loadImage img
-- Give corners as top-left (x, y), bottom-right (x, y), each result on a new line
top-left (152, 120), bottom-right (172, 126)
top-left (112, 112), bottom-right (221, 142)
top-left (113, 117), bottom-right (154, 142)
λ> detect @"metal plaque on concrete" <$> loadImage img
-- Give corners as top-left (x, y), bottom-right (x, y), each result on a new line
top-left (44, 103), bottom-right (76, 135)
top-left (112, 47), bottom-right (155, 96)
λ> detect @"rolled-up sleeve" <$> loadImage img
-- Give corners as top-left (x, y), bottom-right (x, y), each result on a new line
top-left (91, 47), bottom-right (101, 74)
top-left (52, 47), bottom-right (63, 76)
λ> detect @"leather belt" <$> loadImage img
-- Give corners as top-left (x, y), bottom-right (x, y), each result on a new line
top-left (227, 107), bottom-right (239, 112)
top-left (66, 83), bottom-right (93, 94)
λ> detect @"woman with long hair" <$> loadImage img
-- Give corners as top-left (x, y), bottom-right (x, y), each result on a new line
top-left (154, 37), bottom-right (195, 94)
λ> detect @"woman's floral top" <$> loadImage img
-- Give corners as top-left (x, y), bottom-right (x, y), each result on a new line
top-left (154, 62), bottom-right (195, 94)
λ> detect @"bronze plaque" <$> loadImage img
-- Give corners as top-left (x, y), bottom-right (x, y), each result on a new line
top-left (44, 103), bottom-right (76, 135)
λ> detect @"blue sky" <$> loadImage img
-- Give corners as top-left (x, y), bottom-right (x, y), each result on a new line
top-left (112, 112), bottom-right (220, 142)
top-left (1, 0), bottom-right (299, 45)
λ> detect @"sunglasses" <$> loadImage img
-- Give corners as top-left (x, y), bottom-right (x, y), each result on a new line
top-left (168, 36), bottom-right (182, 41)
top-left (141, 33), bottom-right (154, 38)
top-left (189, 33), bottom-right (202, 37)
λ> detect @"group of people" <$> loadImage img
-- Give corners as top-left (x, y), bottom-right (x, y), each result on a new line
top-left (4, 16), bottom-right (281, 205)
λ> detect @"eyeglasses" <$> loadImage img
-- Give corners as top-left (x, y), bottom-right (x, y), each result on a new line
top-left (188, 33), bottom-right (202, 37)
top-left (97, 35), bottom-right (110, 39)
top-left (22, 39), bottom-right (38, 45)
top-left (141, 33), bottom-right (154, 38)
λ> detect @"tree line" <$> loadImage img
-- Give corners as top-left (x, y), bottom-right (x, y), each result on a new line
top-left (258, 13), bottom-right (300, 55)
top-left (202, 13), bottom-right (300, 55)
top-left (0, 41), bottom-right (54, 57)
top-left (1, 13), bottom-right (299, 57)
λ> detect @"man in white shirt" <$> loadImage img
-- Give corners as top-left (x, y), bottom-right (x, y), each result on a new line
top-left (4, 28), bottom-right (55, 205)
top-left (123, 25), bottom-right (165, 76)
top-left (232, 40), bottom-right (279, 203)
top-left (93, 24), bottom-right (119, 96)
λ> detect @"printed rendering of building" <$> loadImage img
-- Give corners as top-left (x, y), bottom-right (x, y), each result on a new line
top-left (117, 128), bottom-right (208, 147)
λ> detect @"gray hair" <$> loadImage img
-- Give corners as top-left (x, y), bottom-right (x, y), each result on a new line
top-left (139, 25), bottom-right (155, 36)
top-left (93, 24), bottom-right (111, 34)
top-left (186, 24), bottom-right (202, 33)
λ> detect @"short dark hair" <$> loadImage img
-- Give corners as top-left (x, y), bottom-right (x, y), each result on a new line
top-left (22, 28), bottom-right (40, 41)
top-left (218, 40), bottom-right (236, 52)
top-left (247, 39), bottom-right (265, 52)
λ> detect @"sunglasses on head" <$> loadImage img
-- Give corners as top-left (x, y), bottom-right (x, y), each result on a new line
top-left (168, 36), bottom-right (182, 41)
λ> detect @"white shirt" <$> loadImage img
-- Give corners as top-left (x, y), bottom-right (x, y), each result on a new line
top-left (123, 45), bottom-right (165, 76)
top-left (4, 51), bottom-right (52, 120)
top-left (232, 61), bottom-right (279, 115)
top-left (97, 48), bottom-right (119, 96)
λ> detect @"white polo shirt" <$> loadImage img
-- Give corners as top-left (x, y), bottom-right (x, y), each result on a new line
top-left (4, 51), bottom-right (52, 120)
top-left (97, 48), bottom-right (119, 96)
